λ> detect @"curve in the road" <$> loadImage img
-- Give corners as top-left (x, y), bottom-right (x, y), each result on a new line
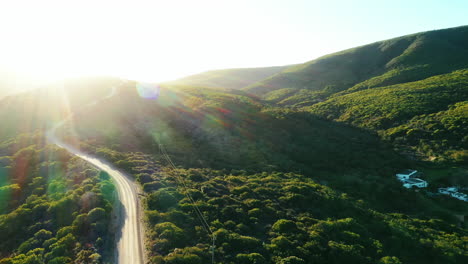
top-left (47, 84), bottom-right (144, 264)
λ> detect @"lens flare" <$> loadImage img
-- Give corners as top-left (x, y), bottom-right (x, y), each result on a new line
top-left (136, 83), bottom-right (160, 99)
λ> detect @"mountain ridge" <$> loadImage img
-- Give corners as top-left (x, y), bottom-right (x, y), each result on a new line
top-left (164, 65), bottom-right (290, 90)
top-left (243, 25), bottom-right (468, 101)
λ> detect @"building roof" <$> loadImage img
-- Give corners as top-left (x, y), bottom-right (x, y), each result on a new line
top-left (439, 187), bottom-right (457, 192)
top-left (398, 169), bottom-right (417, 175)
top-left (404, 178), bottom-right (426, 184)
top-left (452, 192), bottom-right (467, 198)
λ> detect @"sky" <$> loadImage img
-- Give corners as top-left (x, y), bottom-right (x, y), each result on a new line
top-left (0, 0), bottom-right (467, 84)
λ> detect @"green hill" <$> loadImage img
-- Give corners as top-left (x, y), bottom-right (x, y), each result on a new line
top-left (229, 26), bottom-right (468, 162)
top-left (135, 166), bottom-right (468, 264)
top-left (54, 83), bottom-right (468, 264)
top-left (165, 65), bottom-right (288, 90)
top-left (61, 83), bottom-right (468, 215)
top-left (0, 134), bottom-right (116, 263)
top-left (68, 83), bottom-right (402, 174)
top-left (307, 70), bottom-right (468, 162)
top-left (308, 70), bottom-right (468, 130)
top-left (1, 26), bottom-right (467, 264)
top-left (244, 25), bottom-right (468, 107)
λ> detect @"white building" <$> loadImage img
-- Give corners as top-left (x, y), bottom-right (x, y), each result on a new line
top-left (438, 187), bottom-right (468, 202)
top-left (396, 169), bottom-right (418, 181)
top-left (451, 192), bottom-right (468, 202)
top-left (438, 187), bottom-right (458, 194)
top-left (395, 169), bottom-right (428, 189)
top-left (402, 178), bottom-right (428, 189)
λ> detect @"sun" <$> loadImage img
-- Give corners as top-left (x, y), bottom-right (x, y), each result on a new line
top-left (0, 1), bottom-right (194, 83)
top-left (0, 0), bottom-right (282, 84)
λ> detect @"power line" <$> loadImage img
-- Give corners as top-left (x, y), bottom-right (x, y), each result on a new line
top-left (160, 144), bottom-right (211, 234)
top-left (160, 145), bottom-right (216, 263)
top-left (156, 138), bottom-right (216, 263)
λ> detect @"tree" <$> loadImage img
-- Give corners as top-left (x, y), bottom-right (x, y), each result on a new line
top-left (87, 207), bottom-right (106, 223)
top-left (236, 253), bottom-right (267, 264)
top-left (147, 190), bottom-right (178, 211)
top-left (272, 219), bottom-right (298, 234)
top-left (164, 254), bottom-right (203, 264)
top-left (279, 256), bottom-right (306, 264)
top-left (153, 222), bottom-right (186, 252)
top-left (34, 229), bottom-right (52, 241)
top-left (378, 256), bottom-right (402, 264)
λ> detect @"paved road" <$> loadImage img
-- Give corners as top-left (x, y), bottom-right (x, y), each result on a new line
top-left (47, 84), bottom-right (144, 264)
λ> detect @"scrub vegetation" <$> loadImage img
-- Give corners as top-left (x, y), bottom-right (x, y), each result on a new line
top-left (0, 134), bottom-right (116, 264)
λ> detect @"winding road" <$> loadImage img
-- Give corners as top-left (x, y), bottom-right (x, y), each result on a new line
top-left (46, 84), bottom-right (144, 264)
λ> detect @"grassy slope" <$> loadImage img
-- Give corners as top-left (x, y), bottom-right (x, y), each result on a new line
top-left (165, 66), bottom-right (288, 90)
top-left (244, 25), bottom-right (468, 107)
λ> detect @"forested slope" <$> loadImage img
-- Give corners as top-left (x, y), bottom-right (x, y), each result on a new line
top-left (53, 81), bottom-right (468, 263)
top-left (73, 143), bottom-right (468, 264)
top-left (225, 26), bottom-right (468, 162)
top-left (66, 84), bottom-right (404, 177)
top-left (0, 78), bottom-right (122, 264)
top-left (0, 133), bottom-right (116, 263)
top-left (308, 70), bottom-right (468, 162)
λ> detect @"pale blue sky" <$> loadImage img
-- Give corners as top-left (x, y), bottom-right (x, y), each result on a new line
top-left (238, 0), bottom-right (467, 65)
top-left (0, 0), bottom-right (466, 83)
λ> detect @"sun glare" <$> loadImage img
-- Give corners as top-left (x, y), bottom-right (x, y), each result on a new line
top-left (0, 0), bottom-right (246, 83)
top-left (0, 0), bottom-right (325, 84)
top-left (0, 0), bottom-right (466, 84)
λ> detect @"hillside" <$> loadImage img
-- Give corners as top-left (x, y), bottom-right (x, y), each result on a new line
top-left (0, 77), bottom-right (121, 140)
top-left (0, 71), bottom-right (40, 99)
top-left (0, 76), bottom-right (466, 264)
top-left (165, 66), bottom-right (288, 90)
top-left (113, 161), bottom-right (468, 264)
top-left (65, 84), bottom-right (402, 174)
top-left (223, 26), bottom-right (468, 163)
top-left (59, 83), bottom-right (468, 215)
top-left (244, 25), bottom-right (468, 107)
top-left (0, 78), bottom-right (123, 263)
top-left (0, 133), bottom-right (116, 263)
top-left (0, 25), bottom-right (467, 264)
top-left (51, 83), bottom-right (468, 264)
top-left (307, 70), bottom-right (468, 162)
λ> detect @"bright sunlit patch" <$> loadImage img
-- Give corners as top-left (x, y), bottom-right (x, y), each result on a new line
top-left (136, 83), bottom-right (160, 99)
